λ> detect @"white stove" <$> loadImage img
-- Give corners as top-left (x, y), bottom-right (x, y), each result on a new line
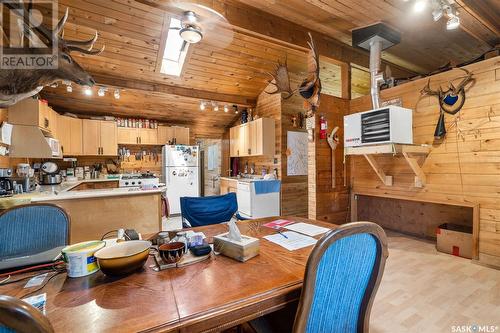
top-left (119, 174), bottom-right (159, 188)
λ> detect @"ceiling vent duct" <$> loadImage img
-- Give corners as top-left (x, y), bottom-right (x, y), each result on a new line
top-left (352, 23), bottom-right (401, 109)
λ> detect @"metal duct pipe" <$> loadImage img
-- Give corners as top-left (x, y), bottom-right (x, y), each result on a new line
top-left (369, 40), bottom-right (384, 109)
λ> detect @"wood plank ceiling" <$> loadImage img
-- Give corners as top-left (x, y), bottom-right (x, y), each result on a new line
top-left (40, 0), bottom-right (343, 137)
top-left (239, 0), bottom-right (499, 74)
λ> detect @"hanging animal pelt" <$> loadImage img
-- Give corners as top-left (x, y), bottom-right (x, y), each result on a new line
top-left (0, 1), bottom-right (104, 107)
top-left (420, 68), bottom-right (475, 139)
top-left (266, 33), bottom-right (322, 114)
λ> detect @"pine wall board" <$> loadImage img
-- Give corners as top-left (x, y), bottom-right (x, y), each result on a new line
top-left (348, 56), bottom-right (500, 267)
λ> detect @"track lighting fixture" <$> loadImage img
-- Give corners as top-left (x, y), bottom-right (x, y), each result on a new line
top-left (200, 101), bottom-right (206, 110)
top-left (114, 89), bottom-right (121, 100)
top-left (98, 87), bottom-right (107, 97)
top-left (213, 102), bottom-right (219, 111)
top-left (224, 105), bottom-right (229, 113)
top-left (66, 83), bottom-right (73, 93)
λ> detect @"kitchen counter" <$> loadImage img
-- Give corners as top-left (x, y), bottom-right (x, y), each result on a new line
top-left (0, 178), bottom-right (166, 208)
top-left (0, 179), bottom-right (165, 242)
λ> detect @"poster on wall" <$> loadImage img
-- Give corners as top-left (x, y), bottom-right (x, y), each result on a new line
top-left (287, 131), bottom-right (308, 176)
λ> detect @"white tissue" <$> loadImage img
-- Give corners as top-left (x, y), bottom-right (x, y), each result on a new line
top-left (228, 219), bottom-right (242, 242)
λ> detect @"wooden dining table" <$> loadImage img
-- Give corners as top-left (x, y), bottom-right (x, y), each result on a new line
top-left (0, 217), bottom-right (337, 333)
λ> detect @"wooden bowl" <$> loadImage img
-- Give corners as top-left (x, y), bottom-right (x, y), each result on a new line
top-left (94, 240), bottom-right (151, 276)
top-left (159, 242), bottom-right (185, 264)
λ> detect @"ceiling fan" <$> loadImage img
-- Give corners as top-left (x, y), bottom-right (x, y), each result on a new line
top-left (166, 2), bottom-right (234, 52)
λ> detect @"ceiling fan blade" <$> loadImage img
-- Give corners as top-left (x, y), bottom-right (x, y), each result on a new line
top-left (180, 40), bottom-right (188, 52)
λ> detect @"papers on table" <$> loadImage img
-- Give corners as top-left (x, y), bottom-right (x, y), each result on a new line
top-left (263, 219), bottom-right (294, 229)
top-left (263, 231), bottom-right (317, 251)
top-left (284, 222), bottom-right (330, 237)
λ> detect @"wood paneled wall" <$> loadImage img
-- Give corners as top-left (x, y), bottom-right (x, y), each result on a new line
top-left (308, 95), bottom-right (350, 224)
top-left (349, 56), bottom-right (500, 267)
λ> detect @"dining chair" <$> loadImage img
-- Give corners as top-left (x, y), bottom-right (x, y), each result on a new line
top-left (0, 204), bottom-right (70, 262)
top-left (0, 295), bottom-right (54, 333)
top-left (250, 221), bottom-right (388, 333)
top-left (180, 192), bottom-right (246, 227)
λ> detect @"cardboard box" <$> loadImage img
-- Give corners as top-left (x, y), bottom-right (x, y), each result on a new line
top-left (436, 223), bottom-right (473, 259)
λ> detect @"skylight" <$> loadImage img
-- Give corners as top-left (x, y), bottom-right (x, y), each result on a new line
top-left (160, 18), bottom-right (190, 76)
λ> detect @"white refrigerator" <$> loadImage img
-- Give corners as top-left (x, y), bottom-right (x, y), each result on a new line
top-left (162, 145), bottom-right (200, 215)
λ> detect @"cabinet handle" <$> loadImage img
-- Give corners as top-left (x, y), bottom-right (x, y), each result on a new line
top-left (44, 118), bottom-right (49, 128)
top-left (248, 149), bottom-right (251, 155)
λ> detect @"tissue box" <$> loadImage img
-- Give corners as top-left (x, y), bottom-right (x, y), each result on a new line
top-left (213, 232), bottom-right (259, 262)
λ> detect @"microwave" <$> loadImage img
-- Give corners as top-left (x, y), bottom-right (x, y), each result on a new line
top-left (344, 106), bottom-right (413, 147)
top-left (45, 137), bottom-right (61, 157)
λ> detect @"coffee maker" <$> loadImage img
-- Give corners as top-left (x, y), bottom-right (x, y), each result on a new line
top-left (0, 168), bottom-right (14, 197)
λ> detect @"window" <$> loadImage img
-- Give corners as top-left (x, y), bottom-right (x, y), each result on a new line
top-left (160, 18), bottom-right (190, 76)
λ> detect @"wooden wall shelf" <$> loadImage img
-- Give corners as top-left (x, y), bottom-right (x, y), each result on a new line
top-left (345, 144), bottom-right (431, 188)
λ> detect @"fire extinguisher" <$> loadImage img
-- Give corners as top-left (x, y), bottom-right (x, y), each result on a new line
top-left (319, 114), bottom-right (327, 139)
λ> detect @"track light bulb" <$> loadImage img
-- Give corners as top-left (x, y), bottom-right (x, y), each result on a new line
top-left (413, 0), bottom-right (427, 12)
top-left (200, 101), bottom-right (206, 110)
top-left (446, 15), bottom-right (460, 30)
top-left (224, 105), bottom-right (229, 113)
top-left (114, 89), bottom-right (121, 99)
top-left (98, 87), bottom-right (106, 97)
top-left (66, 83), bottom-right (73, 93)
top-left (83, 86), bottom-right (92, 96)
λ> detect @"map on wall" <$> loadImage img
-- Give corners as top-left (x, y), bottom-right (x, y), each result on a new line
top-left (287, 131), bottom-right (308, 176)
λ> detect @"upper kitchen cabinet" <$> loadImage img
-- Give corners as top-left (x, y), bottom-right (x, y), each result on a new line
top-left (58, 115), bottom-right (83, 156)
top-left (8, 98), bottom-right (59, 136)
top-left (229, 118), bottom-right (275, 157)
top-left (82, 120), bottom-right (117, 156)
top-left (158, 126), bottom-right (175, 145)
top-left (117, 127), bottom-right (158, 145)
top-left (174, 127), bottom-right (190, 145)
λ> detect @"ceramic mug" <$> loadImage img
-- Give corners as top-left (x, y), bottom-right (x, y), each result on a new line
top-left (159, 242), bottom-right (185, 264)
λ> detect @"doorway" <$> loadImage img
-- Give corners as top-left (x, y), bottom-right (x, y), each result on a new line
top-left (198, 138), bottom-right (222, 196)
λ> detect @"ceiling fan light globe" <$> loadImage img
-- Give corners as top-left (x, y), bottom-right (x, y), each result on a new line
top-left (180, 27), bottom-right (203, 43)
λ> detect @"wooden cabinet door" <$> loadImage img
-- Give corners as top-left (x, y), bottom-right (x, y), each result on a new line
top-left (117, 127), bottom-right (138, 144)
top-left (230, 126), bottom-right (240, 157)
top-left (239, 123), bottom-right (250, 156)
top-left (48, 107), bottom-right (58, 137)
top-left (57, 115), bottom-right (71, 156)
top-left (69, 118), bottom-right (83, 155)
top-left (174, 127), bottom-right (189, 145)
top-left (158, 126), bottom-right (174, 145)
top-left (139, 128), bottom-right (158, 145)
top-left (261, 118), bottom-right (275, 156)
top-left (82, 119), bottom-right (101, 155)
top-left (100, 121), bottom-right (117, 155)
top-left (248, 119), bottom-right (263, 156)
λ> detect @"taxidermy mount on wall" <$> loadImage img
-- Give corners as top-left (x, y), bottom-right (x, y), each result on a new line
top-left (266, 32), bottom-right (322, 115)
top-left (0, 2), bottom-right (104, 107)
top-left (420, 68), bottom-right (475, 140)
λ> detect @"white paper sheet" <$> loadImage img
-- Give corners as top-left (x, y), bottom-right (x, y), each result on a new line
top-left (263, 231), bottom-right (317, 251)
top-left (1, 122), bottom-right (13, 145)
top-left (285, 222), bottom-right (330, 237)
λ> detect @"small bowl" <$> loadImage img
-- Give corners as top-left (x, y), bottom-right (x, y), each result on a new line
top-left (94, 240), bottom-right (151, 276)
top-left (159, 242), bottom-right (185, 264)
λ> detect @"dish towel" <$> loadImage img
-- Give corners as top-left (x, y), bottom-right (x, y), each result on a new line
top-left (254, 180), bottom-right (281, 195)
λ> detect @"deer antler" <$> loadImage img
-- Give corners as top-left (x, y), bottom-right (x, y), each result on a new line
top-left (449, 68), bottom-right (474, 95)
top-left (420, 79), bottom-right (442, 96)
top-left (266, 57), bottom-right (296, 99)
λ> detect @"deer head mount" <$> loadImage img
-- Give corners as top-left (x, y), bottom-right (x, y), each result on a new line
top-left (0, 2), bottom-right (104, 107)
top-left (420, 67), bottom-right (475, 139)
top-left (266, 33), bottom-right (322, 114)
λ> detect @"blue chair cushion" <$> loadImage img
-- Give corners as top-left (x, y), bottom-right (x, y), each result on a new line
top-left (305, 233), bottom-right (377, 333)
top-left (180, 193), bottom-right (238, 227)
top-left (0, 205), bottom-right (69, 260)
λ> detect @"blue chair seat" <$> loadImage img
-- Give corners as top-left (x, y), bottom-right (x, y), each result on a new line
top-left (180, 192), bottom-right (243, 227)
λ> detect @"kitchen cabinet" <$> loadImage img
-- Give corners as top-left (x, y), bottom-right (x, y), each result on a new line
top-left (8, 98), bottom-right (59, 135)
top-left (229, 118), bottom-right (275, 157)
top-left (117, 128), bottom-right (158, 145)
top-left (139, 128), bottom-right (158, 145)
top-left (57, 115), bottom-right (83, 156)
top-left (158, 126), bottom-right (175, 144)
top-left (174, 127), bottom-right (190, 145)
top-left (82, 120), bottom-right (117, 155)
top-left (220, 178), bottom-right (238, 195)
